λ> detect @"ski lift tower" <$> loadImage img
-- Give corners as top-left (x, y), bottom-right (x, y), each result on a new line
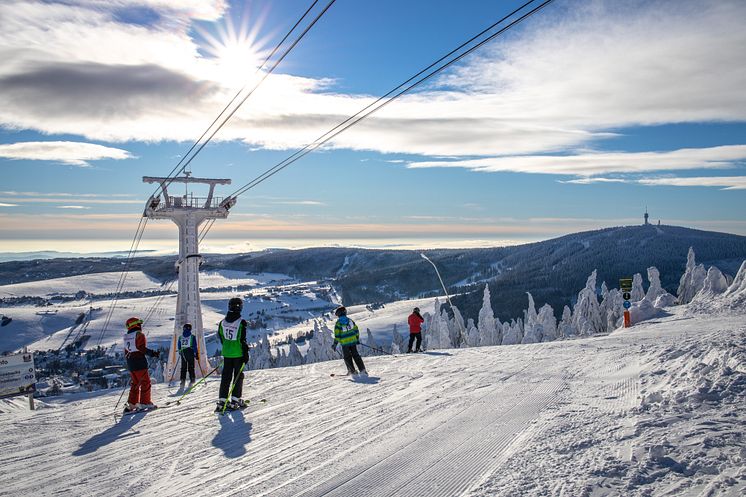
top-left (143, 173), bottom-right (236, 380)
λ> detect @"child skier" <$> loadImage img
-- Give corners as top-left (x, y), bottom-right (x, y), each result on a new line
top-left (407, 307), bottom-right (425, 353)
top-left (332, 306), bottom-right (367, 377)
top-left (216, 297), bottom-right (249, 411)
top-left (123, 317), bottom-right (160, 412)
top-left (178, 323), bottom-right (198, 390)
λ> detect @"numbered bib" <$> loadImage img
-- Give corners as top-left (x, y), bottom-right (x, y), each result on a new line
top-left (179, 336), bottom-right (192, 350)
top-left (123, 333), bottom-right (137, 355)
top-left (221, 320), bottom-right (240, 341)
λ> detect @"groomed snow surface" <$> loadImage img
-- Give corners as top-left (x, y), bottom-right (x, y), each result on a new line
top-left (1, 306), bottom-right (744, 497)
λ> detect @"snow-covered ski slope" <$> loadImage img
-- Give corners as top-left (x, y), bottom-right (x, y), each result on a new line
top-left (1, 307), bottom-right (744, 497)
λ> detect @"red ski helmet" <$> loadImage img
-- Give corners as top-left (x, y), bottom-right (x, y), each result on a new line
top-left (126, 317), bottom-right (143, 331)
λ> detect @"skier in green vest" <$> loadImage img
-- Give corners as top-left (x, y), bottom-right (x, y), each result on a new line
top-left (216, 297), bottom-right (249, 411)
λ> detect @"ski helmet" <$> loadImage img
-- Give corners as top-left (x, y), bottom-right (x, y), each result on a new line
top-left (413, 307), bottom-right (420, 313)
top-left (183, 323), bottom-right (192, 331)
top-left (334, 306), bottom-right (347, 317)
top-left (228, 297), bottom-right (243, 312)
top-left (126, 317), bottom-right (143, 331)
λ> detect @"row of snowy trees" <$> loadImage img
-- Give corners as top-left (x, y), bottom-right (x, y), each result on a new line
top-left (244, 247), bottom-right (745, 369)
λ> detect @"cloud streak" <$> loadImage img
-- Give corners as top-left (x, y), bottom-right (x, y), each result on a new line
top-left (407, 145), bottom-right (746, 176)
top-left (0, 141), bottom-right (134, 166)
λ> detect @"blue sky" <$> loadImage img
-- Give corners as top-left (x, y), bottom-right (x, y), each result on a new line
top-left (1, 0), bottom-right (745, 254)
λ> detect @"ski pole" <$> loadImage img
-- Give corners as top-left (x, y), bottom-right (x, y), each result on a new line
top-left (222, 361), bottom-right (248, 414)
top-left (166, 360), bottom-right (223, 406)
top-left (167, 352), bottom-right (182, 385)
top-left (113, 380), bottom-right (130, 416)
top-left (359, 342), bottom-right (395, 356)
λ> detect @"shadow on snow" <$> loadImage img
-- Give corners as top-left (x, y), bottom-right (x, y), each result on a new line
top-left (72, 413), bottom-right (144, 456)
top-left (212, 411), bottom-right (253, 458)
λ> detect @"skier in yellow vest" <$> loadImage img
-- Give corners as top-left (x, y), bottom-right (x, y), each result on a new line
top-left (332, 306), bottom-right (367, 377)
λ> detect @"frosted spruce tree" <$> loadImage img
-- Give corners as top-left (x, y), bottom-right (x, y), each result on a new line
top-left (537, 303), bottom-right (557, 341)
top-left (477, 284), bottom-right (499, 346)
top-left (521, 292), bottom-right (542, 344)
top-left (501, 318), bottom-right (523, 345)
top-left (677, 247), bottom-right (707, 304)
top-left (572, 270), bottom-right (603, 335)
top-left (465, 318), bottom-right (480, 347)
top-left (631, 273), bottom-right (645, 302)
top-left (558, 305), bottom-right (577, 337)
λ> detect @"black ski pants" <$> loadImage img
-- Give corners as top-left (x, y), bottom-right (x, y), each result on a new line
top-left (408, 332), bottom-right (422, 352)
top-left (180, 349), bottom-right (196, 383)
top-left (342, 344), bottom-right (366, 373)
top-left (219, 356), bottom-right (244, 400)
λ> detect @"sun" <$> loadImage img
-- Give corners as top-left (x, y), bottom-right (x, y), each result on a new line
top-left (196, 7), bottom-right (270, 86)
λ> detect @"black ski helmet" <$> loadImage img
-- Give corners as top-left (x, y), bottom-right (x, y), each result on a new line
top-left (334, 306), bottom-right (347, 317)
top-left (228, 297), bottom-right (243, 312)
top-left (183, 323), bottom-right (192, 331)
top-left (413, 307), bottom-right (420, 313)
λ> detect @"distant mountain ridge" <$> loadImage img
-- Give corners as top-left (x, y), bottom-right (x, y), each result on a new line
top-left (2, 224), bottom-right (745, 321)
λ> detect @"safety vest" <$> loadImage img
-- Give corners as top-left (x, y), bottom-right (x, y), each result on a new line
top-left (219, 319), bottom-right (243, 358)
top-left (179, 335), bottom-right (193, 351)
top-left (334, 318), bottom-right (359, 346)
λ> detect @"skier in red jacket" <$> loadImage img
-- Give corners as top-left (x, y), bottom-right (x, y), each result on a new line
top-left (123, 317), bottom-right (160, 413)
top-left (407, 307), bottom-right (425, 353)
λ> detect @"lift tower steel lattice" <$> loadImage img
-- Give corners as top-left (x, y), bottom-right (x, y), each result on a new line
top-left (143, 174), bottom-right (236, 381)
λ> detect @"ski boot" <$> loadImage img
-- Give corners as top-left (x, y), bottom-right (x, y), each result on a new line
top-left (231, 397), bottom-right (248, 409)
top-left (123, 402), bottom-right (137, 414)
top-left (215, 399), bottom-right (227, 413)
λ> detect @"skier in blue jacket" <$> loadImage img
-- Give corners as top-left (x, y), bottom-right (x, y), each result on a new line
top-left (179, 323), bottom-right (199, 390)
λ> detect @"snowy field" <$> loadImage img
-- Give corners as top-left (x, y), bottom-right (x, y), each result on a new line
top-left (0, 271), bottom-right (332, 354)
top-left (0, 271), bottom-right (164, 298)
top-left (1, 306), bottom-right (744, 497)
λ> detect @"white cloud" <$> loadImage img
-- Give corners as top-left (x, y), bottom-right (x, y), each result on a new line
top-left (407, 145), bottom-right (746, 176)
top-left (0, 141), bottom-right (134, 166)
top-left (637, 176), bottom-right (746, 190)
top-left (0, 0), bottom-right (743, 157)
top-left (0, 203), bottom-right (18, 207)
top-left (56, 205), bottom-right (91, 209)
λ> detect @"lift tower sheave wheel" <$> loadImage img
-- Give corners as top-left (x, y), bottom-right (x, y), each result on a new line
top-left (142, 174), bottom-right (236, 380)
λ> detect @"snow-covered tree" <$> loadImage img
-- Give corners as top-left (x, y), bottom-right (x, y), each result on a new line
top-left (465, 318), bottom-right (479, 347)
top-left (287, 341), bottom-right (304, 366)
top-left (537, 303), bottom-right (557, 341)
top-left (391, 323), bottom-right (405, 354)
top-left (477, 285), bottom-right (498, 346)
top-left (692, 266), bottom-right (729, 302)
top-left (250, 333), bottom-right (274, 369)
top-left (522, 293), bottom-right (542, 344)
top-left (501, 318), bottom-right (523, 345)
top-left (572, 270), bottom-right (603, 335)
top-left (677, 247), bottom-right (707, 304)
top-left (557, 305), bottom-right (576, 337)
top-left (631, 273), bottom-right (645, 302)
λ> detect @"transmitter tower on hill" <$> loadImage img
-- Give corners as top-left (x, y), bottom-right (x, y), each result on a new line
top-left (143, 174), bottom-right (236, 380)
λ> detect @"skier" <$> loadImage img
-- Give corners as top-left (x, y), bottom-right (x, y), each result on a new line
top-left (216, 297), bottom-right (249, 411)
top-left (332, 306), bottom-right (367, 377)
top-left (407, 307), bottom-right (424, 353)
top-left (123, 317), bottom-right (160, 412)
top-left (178, 323), bottom-right (198, 390)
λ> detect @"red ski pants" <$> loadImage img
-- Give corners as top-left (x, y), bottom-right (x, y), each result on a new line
top-left (128, 369), bottom-right (152, 405)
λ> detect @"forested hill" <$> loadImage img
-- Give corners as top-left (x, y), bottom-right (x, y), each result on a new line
top-left (2, 224), bottom-right (745, 321)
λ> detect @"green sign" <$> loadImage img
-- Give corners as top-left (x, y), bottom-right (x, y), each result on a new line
top-left (619, 278), bottom-right (633, 292)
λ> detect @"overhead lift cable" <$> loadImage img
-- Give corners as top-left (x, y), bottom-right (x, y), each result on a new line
top-left (151, 0), bottom-right (337, 200)
top-left (224, 0), bottom-right (555, 202)
top-left (97, 0), bottom-right (336, 344)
